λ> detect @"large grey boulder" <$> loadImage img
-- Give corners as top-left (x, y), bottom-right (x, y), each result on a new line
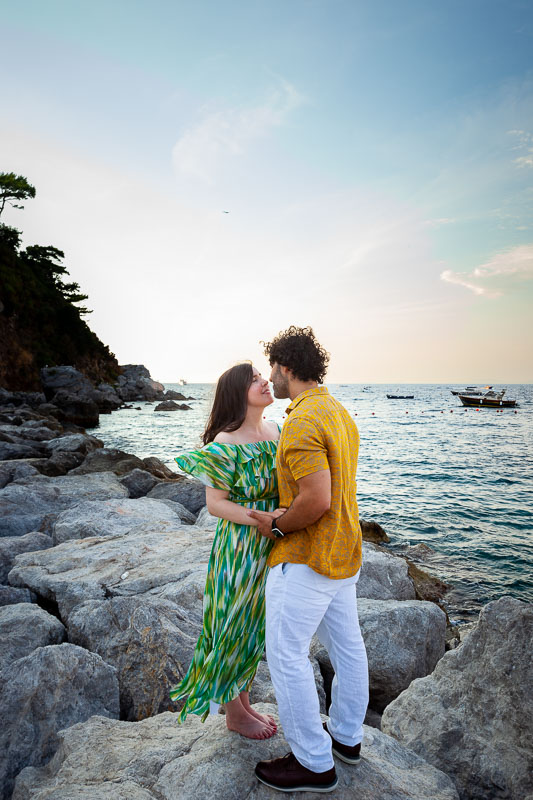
top-left (382, 596), bottom-right (533, 800)
top-left (119, 468), bottom-right (160, 498)
top-left (0, 440), bottom-right (46, 460)
top-left (116, 365), bottom-right (165, 401)
top-left (0, 603), bottom-right (65, 671)
top-left (358, 543), bottom-right (416, 600)
top-left (0, 460), bottom-right (40, 489)
top-left (0, 643), bottom-right (119, 800)
top-left (359, 598), bottom-right (446, 711)
top-left (70, 447), bottom-right (145, 475)
top-left (0, 585), bottom-right (36, 606)
top-left (44, 433), bottom-right (103, 456)
top-left (12, 707), bottom-right (459, 800)
top-left (313, 598), bottom-right (446, 713)
top-left (195, 505), bottom-right (218, 530)
top-left (0, 531), bottom-right (52, 582)
top-left (0, 471), bottom-right (127, 537)
top-left (147, 477), bottom-right (206, 514)
top-left (48, 389), bottom-right (100, 428)
top-left (40, 366), bottom-right (94, 400)
top-left (8, 525), bottom-right (213, 619)
top-left (67, 596), bottom-right (201, 721)
top-left (51, 497), bottom-right (197, 545)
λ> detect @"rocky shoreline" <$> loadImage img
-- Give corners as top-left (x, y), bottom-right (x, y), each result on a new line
top-left (0, 368), bottom-right (531, 800)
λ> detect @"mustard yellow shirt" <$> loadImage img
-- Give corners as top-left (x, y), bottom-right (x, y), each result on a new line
top-left (268, 386), bottom-right (362, 579)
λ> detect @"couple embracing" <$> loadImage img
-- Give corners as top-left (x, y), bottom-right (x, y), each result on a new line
top-left (170, 326), bottom-right (369, 793)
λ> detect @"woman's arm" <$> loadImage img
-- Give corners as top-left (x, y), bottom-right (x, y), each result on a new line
top-left (206, 486), bottom-right (258, 526)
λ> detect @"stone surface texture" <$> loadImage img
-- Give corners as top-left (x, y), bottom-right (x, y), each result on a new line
top-left (0, 471), bottom-right (127, 537)
top-left (0, 531), bottom-right (52, 582)
top-left (0, 643), bottom-right (119, 800)
top-left (147, 479), bottom-right (206, 514)
top-left (51, 497), bottom-right (196, 544)
top-left (0, 602), bottom-right (65, 671)
top-left (12, 707), bottom-right (459, 800)
top-left (8, 526), bottom-right (213, 619)
top-left (358, 598), bottom-right (447, 710)
top-left (382, 596), bottom-right (533, 800)
top-left (358, 543), bottom-right (416, 600)
top-left (67, 596), bottom-right (200, 721)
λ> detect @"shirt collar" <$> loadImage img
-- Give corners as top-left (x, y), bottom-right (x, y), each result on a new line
top-left (286, 385), bottom-right (329, 414)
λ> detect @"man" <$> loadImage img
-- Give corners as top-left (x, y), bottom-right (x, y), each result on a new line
top-left (248, 325), bottom-right (369, 793)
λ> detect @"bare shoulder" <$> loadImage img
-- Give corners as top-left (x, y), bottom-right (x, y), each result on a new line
top-left (266, 420), bottom-right (281, 440)
top-left (213, 430), bottom-right (238, 444)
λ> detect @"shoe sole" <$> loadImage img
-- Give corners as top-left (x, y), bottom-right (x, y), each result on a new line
top-left (255, 774), bottom-right (339, 793)
top-left (331, 745), bottom-right (361, 765)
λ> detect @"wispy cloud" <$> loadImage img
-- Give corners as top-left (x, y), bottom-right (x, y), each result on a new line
top-left (508, 129), bottom-right (533, 168)
top-left (441, 244), bottom-right (533, 298)
top-left (172, 79), bottom-right (304, 183)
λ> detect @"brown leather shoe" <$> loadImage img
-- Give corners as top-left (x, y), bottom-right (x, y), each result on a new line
top-left (323, 721), bottom-right (361, 764)
top-left (255, 752), bottom-right (338, 793)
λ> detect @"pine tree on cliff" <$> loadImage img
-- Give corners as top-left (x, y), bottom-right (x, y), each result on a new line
top-left (0, 172), bottom-right (119, 391)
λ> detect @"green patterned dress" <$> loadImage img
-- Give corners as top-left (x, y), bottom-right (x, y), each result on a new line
top-left (169, 437), bottom-right (278, 721)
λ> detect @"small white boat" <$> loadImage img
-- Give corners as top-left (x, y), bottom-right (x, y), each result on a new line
top-left (451, 385), bottom-right (492, 396)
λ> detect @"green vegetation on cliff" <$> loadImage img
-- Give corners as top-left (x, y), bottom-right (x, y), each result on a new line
top-left (0, 172), bottom-right (119, 391)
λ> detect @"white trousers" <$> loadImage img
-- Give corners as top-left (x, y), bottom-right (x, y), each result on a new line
top-left (265, 562), bottom-right (369, 772)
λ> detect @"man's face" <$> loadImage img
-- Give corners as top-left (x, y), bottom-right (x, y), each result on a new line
top-left (270, 362), bottom-right (290, 399)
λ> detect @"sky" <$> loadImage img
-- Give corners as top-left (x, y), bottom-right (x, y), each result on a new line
top-left (1, 0), bottom-right (532, 383)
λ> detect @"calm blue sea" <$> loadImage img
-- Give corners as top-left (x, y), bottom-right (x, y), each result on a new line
top-left (93, 383), bottom-right (533, 623)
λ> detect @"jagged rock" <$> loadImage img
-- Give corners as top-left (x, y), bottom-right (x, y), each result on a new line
top-left (194, 505), bottom-right (218, 530)
top-left (92, 383), bottom-right (122, 413)
top-left (116, 365), bottom-right (165, 402)
top-left (119, 468), bottom-right (160, 498)
top-left (49, 389), bottom-right (99, 428)
top-left (52, 497), bottom-right (198, 545)
top-left (312, 598), bottom-right (446, 713)
top-left (8, 525), bottom-right (213, 619)
top-left (382, 596), bottom-right (533, 800)
top-left (163, 390), bottom-right (187, 400)
top-left (0, 603), bottom-right (65, 672)
top-left (406, 559), bottom-right (450, 603)
top-left (147, 478), bottom-right (206, 515)
top-left (67, 596), bottom-right (201, 720)
top-left (361, 519), bottom-right (390, 543)
top-left (44, 433), bottom-right (103, 455)
top-left (142, 456), bottom-right (178, 480)
top-left (2, 423), bottom-right (58, 442)
top-left (0, 389), bottom-right (46, 408)
top-left (40, 366), bottom-right (94, 401)
top-left (0, 531), bottom-right (52, 582)
top-left (154, 400), bottom-right (191, 411)
top-left (0, 471), bottom-right (127, 537)
top-left (37, 450), bottom-right (85, 476)
top-left (0, 585), bottom-right (36, 606)
top-left (358, 598), bottom-right (446, 711)
top-left (0, 460), bottom-right (40, 489)
top-left (156, 499), bottom-right (197, 524)
top-left (70, 447), bottom-right (145, 475)
top-left (358, 543), bottom-right (416, 600)
top-left (0, 643), bottom-right (119, 800)
top-left (0, 440), bottom-right (46, 460)
top-left (12, 707), bottom-right (459, 800)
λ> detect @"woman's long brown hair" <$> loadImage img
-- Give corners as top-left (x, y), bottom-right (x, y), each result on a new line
top-left (203, 362), bottom-right (254, 445)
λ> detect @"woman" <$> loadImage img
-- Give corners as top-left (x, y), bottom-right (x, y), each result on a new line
top-left (169, 362), bottom-right (280, 740)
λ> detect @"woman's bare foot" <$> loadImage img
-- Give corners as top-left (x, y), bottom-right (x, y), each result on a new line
top-left (225, 712), bottom-right (276, 740)
top-left (224, 696), bottom-right (276, 740)
top-left (239, 692), bottom-right (277, 730)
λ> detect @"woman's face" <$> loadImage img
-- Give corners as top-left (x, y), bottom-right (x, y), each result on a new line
top-left (247, 366), bottom-right (273, 409)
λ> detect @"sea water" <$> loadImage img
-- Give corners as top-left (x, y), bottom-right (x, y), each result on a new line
top-left (93, 383), bottom-right (533, 623)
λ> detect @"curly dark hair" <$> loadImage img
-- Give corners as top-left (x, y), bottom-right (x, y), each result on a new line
top-left (262, 326), bottom-right (330, 383)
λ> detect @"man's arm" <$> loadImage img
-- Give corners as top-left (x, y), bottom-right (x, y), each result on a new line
top-left (248, 468), bottom-right (331, 539)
